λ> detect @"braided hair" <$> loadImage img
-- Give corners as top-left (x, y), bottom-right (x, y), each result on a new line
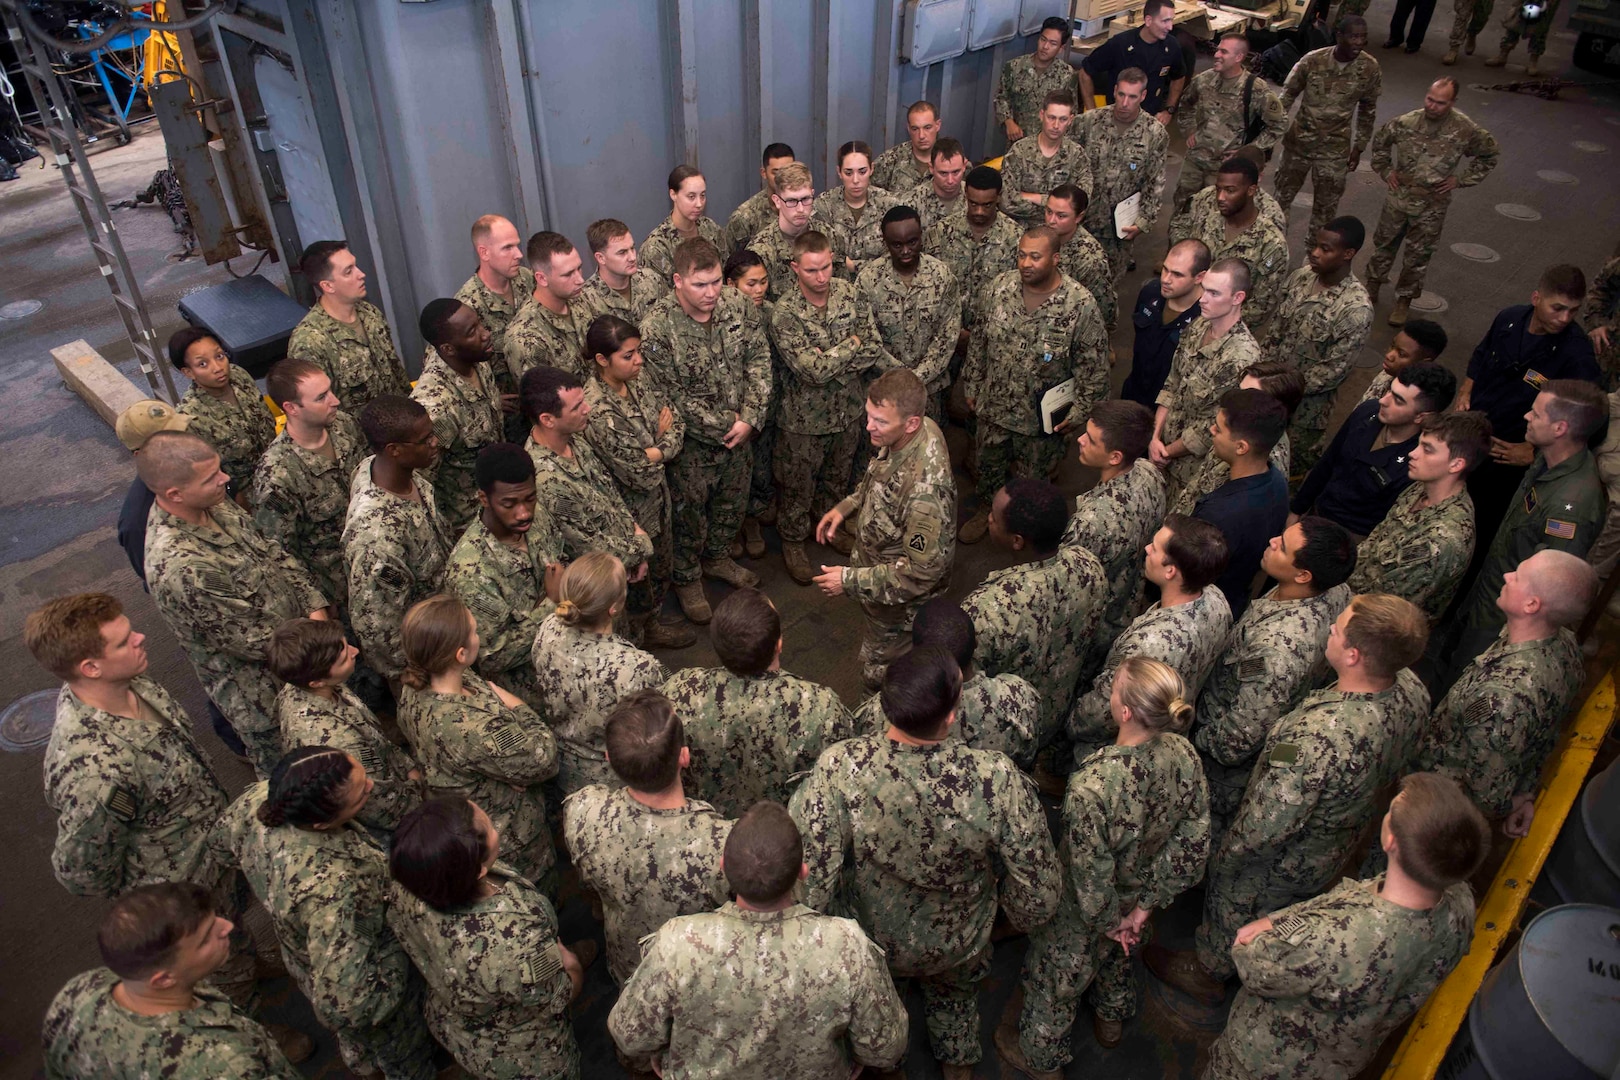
top-left (256, 746), bottom-right (355, 828)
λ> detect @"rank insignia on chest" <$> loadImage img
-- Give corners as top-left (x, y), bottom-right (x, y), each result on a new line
top-left (1545, 518), bottom-right (1577, 540)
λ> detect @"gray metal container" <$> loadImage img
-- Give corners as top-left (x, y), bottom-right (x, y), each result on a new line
top-left (1545, 757), bottom-right (1620, 907)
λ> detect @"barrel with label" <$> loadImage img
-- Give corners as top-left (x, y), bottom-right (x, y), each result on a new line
top-left (1545, 756), bottom-right (1620, 906)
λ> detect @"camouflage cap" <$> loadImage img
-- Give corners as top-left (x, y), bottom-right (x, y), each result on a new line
top-left (115, 399), bottom-right (191, 450)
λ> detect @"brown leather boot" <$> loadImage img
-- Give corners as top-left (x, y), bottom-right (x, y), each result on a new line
top-left (643, 619), bottom-right (697, 649)
top-left (782, 542), bottom-right (815, 585)
top-left (1442, 48), bottom-right (1459, 63)
top-left (674, 581), bottom-right (712, 624)
top-left (1093, 1013), bottom-right (1124, 1048)
top-left (1388, 297), bottom-right (1410, 327)
top-left (958, 507), bottom-right (991, 544)
top-left (701, 556), bottom-right (760, 588)
top-left (742, 516), bottom-right (766, 558)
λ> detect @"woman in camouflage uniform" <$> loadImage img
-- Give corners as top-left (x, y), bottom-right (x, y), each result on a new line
top-left (387, 797), bottom-right (588, 1080)
top-left (214, 747), bottom-right (436, 1080)
top-left (168, 327), bottom-right (275, 498)
top-left (531, 552), bottom-right (667, 796)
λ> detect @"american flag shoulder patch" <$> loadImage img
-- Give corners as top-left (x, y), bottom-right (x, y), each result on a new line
top-left (1544, 519), bottom-right (1577, 540)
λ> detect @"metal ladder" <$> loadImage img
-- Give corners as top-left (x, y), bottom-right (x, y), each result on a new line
top-left (4, 12), bottom-right (177, 402)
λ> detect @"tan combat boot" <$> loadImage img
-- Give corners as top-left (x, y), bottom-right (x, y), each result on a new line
top-left (674, 580), bottom-right (712, 624)
top-left (701, 555), bottom-right (760, 588)
top-left (1442, 47), bottom-right (1459, 63)
top-left (958, 506), bottom-right (991, 544)
top-left (1526, 55), bottom-right (1541, 75)
top-left (643, 618), bottom-right (697, 649)
top-left (1388, 297), bottom-right (1411, 327)
top-left (782, 542), bottom-right (815, 585)
top-left (742, 515), bottom-right (766, 558)
top-left (1484, 46), bottom-right (1510, 66)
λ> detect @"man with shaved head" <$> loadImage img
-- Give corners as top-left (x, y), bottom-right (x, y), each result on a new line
top-left (140, 430), bottom-right (332, 776)
top-left (456, 214), bottom-right (536, 435)
top-left (1418, 550), bottom-right (1595, 838)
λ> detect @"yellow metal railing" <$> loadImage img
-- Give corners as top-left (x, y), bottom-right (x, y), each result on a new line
top-left (1381, 665), bottom-right (1620, 1079)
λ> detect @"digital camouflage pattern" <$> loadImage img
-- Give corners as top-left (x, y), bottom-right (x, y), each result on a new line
top-left (1074, 106), bottom-right (1169, 272)
top-left (456, 266), bottom-right (538, 387)
top-left (1367, 108), bottom-right (1499, 299)
top-left (790, 734), bottom-right (1061, 1064)
top-left (1156, 317), bottom-right (1264, 493)
top-left (286, 299), bottom-right (411, 411)
top-left (1168, 434), bottom-right (1292, 518)
top-left (1166, 197), bottom-right (1290, 333)
top-left (962, 544), bottom-right (1108, 746)
top-left (1169, 184), bottom-right (1289, 247)
top-left (1275, 48), bottom-right (1382, 235)
top-left (1018, 734), bottom-right (1210, 1071)
top-left (998, 135), bottom-right (1095, 226)
top-left (1349, 484), bottom-right (1476, 621)
top-left (523, 436), bottom-right (651, 573)
top-left (639, 215), bottom-right (731, 285)
top-left (342, 457), bottom-right (453, 683)
top-left (1172, 70), bottom-right (1288, 208)
top-left (561, 785), bottom-right (732, 985)
top-left (994, 54), bottom-right (1079, 140)
top-left (445, 515), bottom-right (564, 711)
top-left (812, 185), bottom-right (900, 279)
top-left (608, 902), bottom-right (909, 1079)
top-left (901, 177), bottom-right (965, 233)
top-left (1207, 877), bottom-right (1474, 1080)
top-left (43, 968), bottom-right (299, 1080)
top-left (660, 666), bottom-right (854, 819)
top-left (856, 252), bottom-right (961, 401)
top-left (854, 670), bottom-right (1042, 767)
top-left (214, 782), bottom-right (434, 1080)
top-left (276, 683), bottom-right (422, 832)
top-left (387, 863), bottom-right (579, 1080)
top-left (1583, 253), bottom-right (1620, 388)
top-left (397, 671), bottom-right (558, 885)
top-left (530, 615), bottom-right (667, 795)
top-left (1418, 627), bottom-right (1584, 818)
top-left (923, 209), bottom-right (1022, 332)
top-left (249, 409), bottom-right (368, 611)
top-left (1064, 458), bottom-right (1168, 652)
top-left (1055, 230), bottom-right (1118, 331)
top-left (43, 676), bottom-right (226, 898)
top-left (412, 349), bottom-right (504, 533)
top-left (1194, 584), bottom-right (1352, 834)
top-left (746, 223), bottom-right (806, 305)
top-left (639, 288), bottom-right (773, 445)
top-left (1198, 672), bottom-right (1429, 978)
top-left (146, 498), bottom-right (327, 775)
top-left (1262, 267), bottom-right (1375, 474)
top-left (1067, 589), bottom-right (1234, 758)
top-left (177, 362), bottom-right (277, 489)
top-left (504, 296), bottom-right (592, 379)
top-left (870, 141), bottom-right (933, 193)
top-left (768, 278), bottom-right (893, 437)
top-left (726, 188), bottom-right (777, 253)
top-left (579, 267), bottom-right (670, 323)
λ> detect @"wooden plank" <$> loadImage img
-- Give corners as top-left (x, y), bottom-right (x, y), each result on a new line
top-left (51, 339), bottom-right (151, 429)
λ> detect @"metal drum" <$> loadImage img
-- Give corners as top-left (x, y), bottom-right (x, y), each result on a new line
top-left (1545, 757), bottom-right (1620, 906)
top-left (1445, 904), bottom-right (1620, 1080)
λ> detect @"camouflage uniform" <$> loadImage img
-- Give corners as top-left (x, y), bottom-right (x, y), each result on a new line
top-left (639, 216), bottom-right (731, 286)
top-left (964, 270), bottom-right (1109, 501)
top-left (856, 670), bottom-right (1043, 766)
top-left (530, 614), bottom-right (667, 795)
top-left (998, 135), bottom-right (1096, 226)
top-left (813, 185), bottom-right (900, 279)
top-left (1207, 876), bottom-right (1474, 1080)
top-left (1261, 268), bottom-right (1375, 475)
top-left (1349, 485), bottom-right (1476, 622)
top-left (523, 436), bottom-right (651, 574)
top-left (1582, 253), bottom-right (1620, 389)
top-left (214, 782), bottom-right (434, 1080)
top-left (1197, 672), bottom-right (1430, 978)
top-left (768, 279), bottom-right (894, 542)
top-left (1165, 198), bottom-right (1291, 334)
top-left (902, 178), bottom-right (965, 232)
top-left (397, 671), bottom-right (558, 886)
top-left (746, 223), bottom-right (804, 304)
top-left (560, 785), bottom-right (732, 985)
top-left (387, 863), bottom-right (579, 1080)
top-left (43, 968), bottom-right (299, 1080)
top-left (1172, 69), bottom-right (1289, 210)
top-left (1064, 458), bottom-right (1169, 654)
top-left (1073, 106), bottom-right (1170, 276)
top-left (1018, 734), bottom-right (1210, 1070)
top-left (1498, 0), bottom-right (1563, 58)
top-left (1156, 317), bottom-right (1265, 496)
top-left (1275, 48), bottom-right (1382, 237)
top-left (249, 409), bottom-right (368, 611)
top-left (1056, 228), bottom-right (1119, 327)
top-left (1170, 435), bottom-right (1292, 518)
top-left (609, 901), bottom-right (909, 1078)
top-left (146, 499), bottom-right (327, 775)
top-left (1067, 589), bottom-right (1234, 761)
top-left (504, 297), bottom-right (591, 379)
top-left (456, 267), bottom-right (538, 390)
top-left (578, 267), bottom-right (670, 323)
top-left (1170, 185), bottom-right (1290, 245)
top-left (286, 300), bottom-right (411, 412)
top-left (342, 458), bottom-right (453, 683)
top-left (1417, 627), bottom-right (1584, 819)
top-left (726, 188), bottom-right (778, 253)
top-left (177, 363), bottom-right (277, 489)
top-left (790, 735), bottom-right (1062, 1065)
top-left (924, 210), bottom-right (1022, 335)
top-left (994, 54), bottom-right (1080, 142)
top-left (962, 545), bottom-right (1108, 747)
top-left (1448, 0), bottom-right (1495, 53)
top-left (833, 417), bottom-right (958, 689)
top-left (857, 254), bottom-right (961, 419)
top-left (276, 683), bottom-right (422, 832)
top-left (660, 666), bottom-right (854, 818)
top-left (445, 515), bottom-right (565, 711)
top-left (411, 349), bottom-right (504, 533)
top-left (1194, 584), bottom-right (1353, 839)
top-left (639, 290), bottom-right (773, 584)
top-left (870, 141), bottom-right (933, 193)
top-left (581, 374), bottom-right (684, 616)
top-left (1367, 108), bottom-right (1500, 301)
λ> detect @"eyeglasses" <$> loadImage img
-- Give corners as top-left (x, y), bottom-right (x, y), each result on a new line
top-left (776, 195), bottom-right (814, 209)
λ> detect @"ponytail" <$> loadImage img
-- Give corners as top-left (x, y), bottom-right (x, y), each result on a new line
top-left (256, 746), bottom-right (355, 828)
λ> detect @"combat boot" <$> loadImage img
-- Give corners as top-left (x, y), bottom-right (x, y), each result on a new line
top-left (1442, 48), bottom-right (1459, 63)
top-left (643, 618), bottom-right (697, 649)
top-left (1388, 297), bottom-right (1411, 327)
top-left (1484, 47), bottom-right (1510, 66)
top-left (674, 580), bottom-right (712, 624)
top-left (827, 525), bottom-right (855, 556)
top-left (958, 507), bottom-right (991, 544)
top-left (1466, 31), bottom-right (1477, 52)
top-left (782, 542), bottom-right (815, 585)
top-left (1094, 1014), bottom-right (1124, 1048)
top-left (262, 1023), bottom-right (316, 1064)
top-left (1143, 943), bottom-right (1231, 1005)
top-left (994, 1022), bottom-right (1062, 1080)
top-left (742, 516), bottom-right (766, 558)
top-left (701, 555), bottom-right (760, 588)
top-left (1526, 55), bottom-right (1541, 75)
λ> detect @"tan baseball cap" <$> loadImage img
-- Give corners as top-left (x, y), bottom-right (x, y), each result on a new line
top-left (115, 399), bottom-right (191, 450)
